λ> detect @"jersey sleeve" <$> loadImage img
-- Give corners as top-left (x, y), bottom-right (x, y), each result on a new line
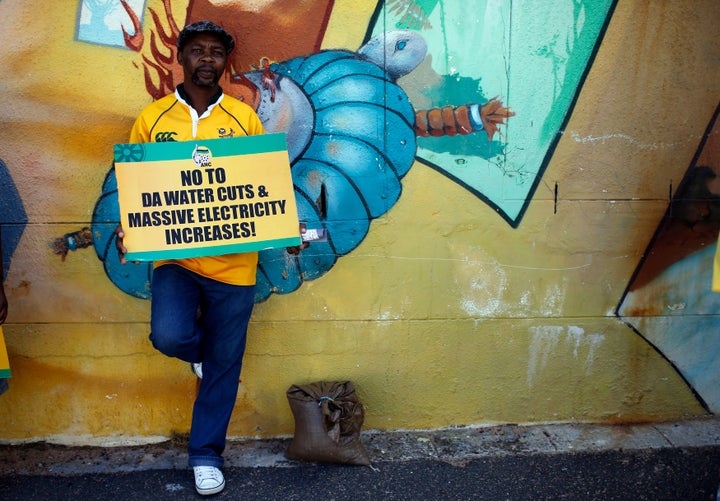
top-left (248, 111), bottom-right (265, 136)
top-left (128, 113), bottom-right (151, 143)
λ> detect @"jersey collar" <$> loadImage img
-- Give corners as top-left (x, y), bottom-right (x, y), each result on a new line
top-left (174, 84), bottom-right (225, 138)
top-left (175, 84), bottom-right (224, 110)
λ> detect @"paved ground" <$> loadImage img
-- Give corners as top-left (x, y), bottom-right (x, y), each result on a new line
top-left (1, 417), bottom-right (719, 500)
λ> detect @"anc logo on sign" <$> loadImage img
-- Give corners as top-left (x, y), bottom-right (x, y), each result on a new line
top-left (192, 145), bottom-right (212, 168)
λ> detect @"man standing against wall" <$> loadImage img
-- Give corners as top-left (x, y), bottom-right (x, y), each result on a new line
top-left (115, 20), bottom-right (305, 496)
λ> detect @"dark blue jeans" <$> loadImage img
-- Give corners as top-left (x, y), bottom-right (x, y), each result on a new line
top-left (149, 264), bottom-right (255, 468)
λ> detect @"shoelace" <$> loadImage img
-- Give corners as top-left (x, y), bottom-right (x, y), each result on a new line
top-left (195, 467), bottom-right (222, 484)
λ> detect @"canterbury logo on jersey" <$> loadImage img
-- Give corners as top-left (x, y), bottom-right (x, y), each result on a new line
top-left (155, 131), bottom-right (178, 142)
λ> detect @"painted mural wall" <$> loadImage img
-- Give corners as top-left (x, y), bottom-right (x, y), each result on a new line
top-left (0, 0), bottom-right (718, 444)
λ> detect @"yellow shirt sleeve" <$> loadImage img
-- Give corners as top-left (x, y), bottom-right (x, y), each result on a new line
top-left (129, 113), bottom-right (150, 143)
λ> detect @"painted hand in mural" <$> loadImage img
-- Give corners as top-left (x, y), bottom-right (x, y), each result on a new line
top-left (414, 97), bottom-right (514, 141)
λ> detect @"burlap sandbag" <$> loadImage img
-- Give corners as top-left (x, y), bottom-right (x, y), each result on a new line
top-left (285, 381), bottom-right (371, 465)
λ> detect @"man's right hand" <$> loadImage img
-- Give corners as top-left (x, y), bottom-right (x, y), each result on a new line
top-left (114, 224), bottom-right (128, 265)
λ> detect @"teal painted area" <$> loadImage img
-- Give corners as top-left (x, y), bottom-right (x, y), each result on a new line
top-left (620, 245), bottom-right (720, 413)
top-left (390, 0), bottom-right (440, 30)
top-left (125, 235), bottom-right (302, 262)
top-left (372, 0), bottom-right (615, 225)
top-left (114, 133), bottom-right (289, 163)
top-left (631, 314), bottom-right (720, 414)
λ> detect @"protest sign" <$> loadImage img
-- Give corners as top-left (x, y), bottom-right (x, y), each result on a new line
top-left (114, 133), bottom-right (301, 261)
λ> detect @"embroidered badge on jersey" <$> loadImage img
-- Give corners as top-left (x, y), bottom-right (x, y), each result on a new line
top-left (155, 131), bottom-right (178, 142)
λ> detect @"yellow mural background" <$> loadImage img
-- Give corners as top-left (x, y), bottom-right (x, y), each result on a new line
top-left (0, 0), bottom-right (717, 444)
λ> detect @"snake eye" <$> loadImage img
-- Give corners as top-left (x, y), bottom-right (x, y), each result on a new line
top-left (395, 40), bottom-right (407, 52)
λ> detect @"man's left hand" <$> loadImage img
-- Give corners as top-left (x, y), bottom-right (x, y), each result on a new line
top-left (287, 223), bottom-right (310, 255)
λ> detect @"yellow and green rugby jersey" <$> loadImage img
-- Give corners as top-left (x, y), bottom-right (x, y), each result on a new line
top-left (129, 86), bottom-right (265, 286)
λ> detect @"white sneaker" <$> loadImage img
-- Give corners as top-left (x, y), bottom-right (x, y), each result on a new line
top-left (193, 465), bottom-right (225, 495)
top-left (191, 362), bottom-right (203, 379)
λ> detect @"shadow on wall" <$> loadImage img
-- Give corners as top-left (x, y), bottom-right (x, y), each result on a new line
top-left (0, 160), bottom-right (28, 279)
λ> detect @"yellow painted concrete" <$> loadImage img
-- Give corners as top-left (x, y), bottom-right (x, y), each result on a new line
top-left (0, 315), bottom-right (703, 442)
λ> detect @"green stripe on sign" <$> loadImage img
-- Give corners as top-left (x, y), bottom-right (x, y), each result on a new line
top-left (114, 132), bottom-right (288, 163)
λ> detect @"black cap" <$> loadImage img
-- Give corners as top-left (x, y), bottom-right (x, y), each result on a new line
top-left (177, 20), bottom-right (235, 54)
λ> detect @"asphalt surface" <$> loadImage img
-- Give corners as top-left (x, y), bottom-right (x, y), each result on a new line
top-left (1, 418), bottom-right (719, 500)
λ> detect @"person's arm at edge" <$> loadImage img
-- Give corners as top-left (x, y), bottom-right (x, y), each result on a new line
top-left (0, 230), bottom-right (8, 324)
